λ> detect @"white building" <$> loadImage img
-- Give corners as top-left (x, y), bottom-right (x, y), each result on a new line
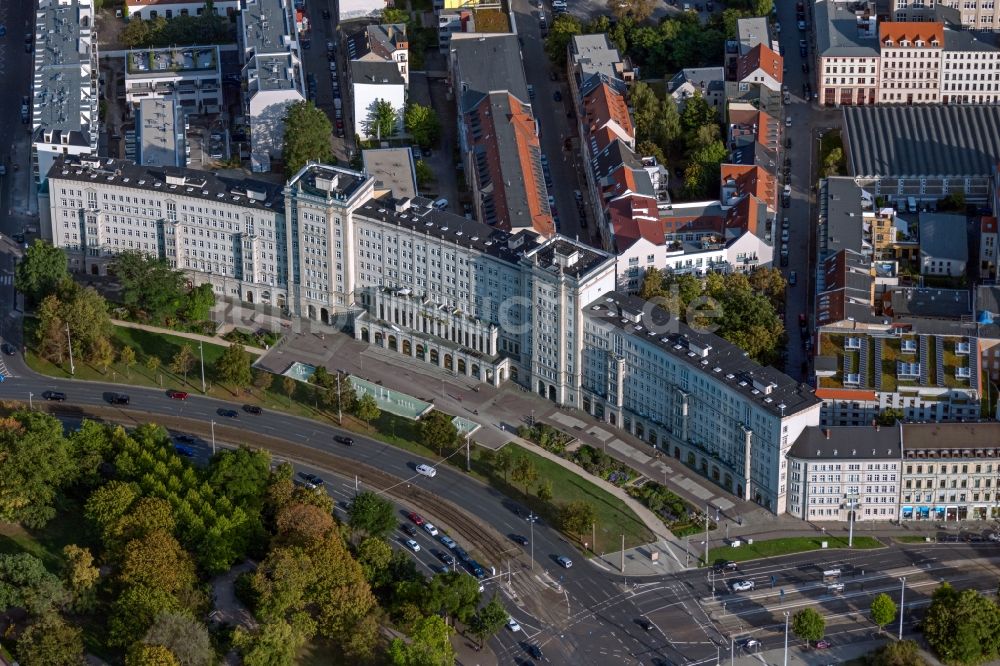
top-left (339, 0), bottom-right (386, 22)
top-left (32, 0), bottom-right (100, 188)
top-left (126, 0), bottom-right (239, 20)
top-left (582, 293), bottom-right (822, 513)
top-left (350, 60), bottom-right (406, 139)
top-left (877, 22), bottom-right (943, 104)
top-left (124, 46), bottom-right (222, 113)
top-left (941, 28), bottom-right (1000, 104)
top-left (237, 0), bottom-right (305, 170)
top-left (46, 155), bottom-right (287, 304)
top-left (816, 0), bottom-right (880, 106)
top-left (785, 425), bottom-right (901, 522)
top-left (346, 23), bottom-right (410, 86)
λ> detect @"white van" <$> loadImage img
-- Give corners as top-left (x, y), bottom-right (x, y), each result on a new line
top-left (432, 198), bottom-right (449, 210)
top-left (416, 464), bottom-right (437, 478)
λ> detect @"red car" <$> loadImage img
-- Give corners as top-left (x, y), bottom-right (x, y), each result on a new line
top-left (168, 390), bottom-right (189, 400)
top-left (407, 511), bottom-right (424, 526)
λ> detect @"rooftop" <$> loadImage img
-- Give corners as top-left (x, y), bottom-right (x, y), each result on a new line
top-left (902, 422), bottom-right (1000, 452)
top-left (668, 67), bottom-right (725, 95)
top-left (586, 292), bottom-right (821, 418)
top-left (821, 177), bottom-right (867, 255)
top-left (451, 33), bottom-right (529, 109)
top-left (250, 53), bottom-right (298, 92)
top-left (48, 155), bottom-right (284, 211)
top-left (570, 33), bottom-right (627, 86)
top-left (286, 162), bottom-right (370, 203)
top-left (788, 425), bottom-right (900, 460)
top-left (125, 46), bottom-right (219, 77)
top-left (137, 98), bottom-right (183, 168)
top-left (943, 27), bottom-right (1000, 52)
top-left (815, 0), bottom-right (879, 58)
top-left (351, 59), bottom-right (405, 86)
top-left (241, 0), bottom-right (296, 56)
top-left (918, 213), bottom-right (969, 263)
top-left (736, 17), bottom-right (770, 53)
top-left (844, 105), bottom-right (1000, 178)
top-left (363, 147), bottom-right (418, 200)
top-left (33, 0), bottom-right (97, 145)
top-left (889, 287), bottom-right (971, 320)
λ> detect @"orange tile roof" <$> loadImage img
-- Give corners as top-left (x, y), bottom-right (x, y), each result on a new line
top-left (879, 21), bottom-right (943, 46)
top-left (815, 387), bottom-right (878, 401)
top-left (583, 82), bottom-right (634, 143)
top-left (725, 195), bottom-right (766, 237)
top-left (509, 97), bottom-right (555, 237)
top-left (982, 216), bottom-right (997, 234)
top-left (736, 43), bottom-right (783, 85)
top-left (721, 164), bottom-right (777, 211)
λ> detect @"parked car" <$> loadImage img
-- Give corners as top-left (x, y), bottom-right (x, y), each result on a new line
top-left (439, 535), bottom-right (457, 549)
top-left (408, 511), bottom-right (425, 526)
top-left (815, 640), bottom-right (831, 650)
top-left (298, 472), bottom-right (325, 489)
top-left (42, 390), bottom-right (66, 401)
top-left (401, 523), bottom-right (418, 536)
top-left (423, 523), bottom-right (439, 537)
top-left (789, 270), bottom-right (798, 286)
top-left (405, 539), bottom-right (421, 552)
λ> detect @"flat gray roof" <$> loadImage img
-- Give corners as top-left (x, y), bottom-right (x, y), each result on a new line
top-left (822, 177), bottom-right (865, 254)
top-left (570, 34), bottom-right (624, 84)
top-left (241, 0), bottom-right (294, 55)
top-left (889, 286), bottom-right (971, 319)
top-left (844, 105), bottom-right (1000, 178)
top-left (815, 0), bottom-right (880, 58)
top-left (587, 292), bottom-right (822, 418)
top-left (737, 17), bottom-right (769, 52)
top-left (253, 53), bottom-right (297, 91)
top-left (363, 147), bottom-right (418, 200)
top-left (451, 34), bottom-right (529, 108)
top-left (34, 0), bottom-right (96, 145)
top-left (919, 213), bottom-right (969, 263)
top-left (351, 59), bottom-right (404, 86)
top-left (138, 98), bottom-right (182, 168)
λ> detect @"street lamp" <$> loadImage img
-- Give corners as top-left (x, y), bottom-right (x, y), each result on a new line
top-left (27, 392), bottom-right (32, 410)
top-left (199, 340), bottom-right (206, 394)
top-left (899, 576), bottom-right (906, 640)
top-left (783, 611), bottom-right (790, 666)
top-left (529, 512), bottom-right (535, 571)
top-left (844, 493), bottom-right (861, 547)
top-left (210, 420), bottom-right (216, 455)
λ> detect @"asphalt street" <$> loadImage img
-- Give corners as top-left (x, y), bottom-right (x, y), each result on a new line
top-left (0, 0), bottom-right (37, 225)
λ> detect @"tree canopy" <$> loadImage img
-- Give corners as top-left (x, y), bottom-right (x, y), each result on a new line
top-left (0, 411), bottom-right (76, 527)
top-left (282, 101), bottom-right (334, 175)
top-left (791, 608), bottom-right (825, 647)
top-left (419, 410), bottom-right (458, 455)
top-left (347, 491), bottom-right (397, 539)
top-left (15, 240), bottom-right (68, 304)
top-left (923, 583), bottom-right (1000, 665)
top-left (404, 103), bottom-right (441, 149)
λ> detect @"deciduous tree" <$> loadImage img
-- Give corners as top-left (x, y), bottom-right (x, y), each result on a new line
top-left (544, 13), bottom-right (582, 64)
top-left (871, 593), bottom-right (898, 633)
top-left (420, 409), bottom-right (458, 455)
top-left (791, 608), bottom-right (825, 647)
top-left (366, 99), bottom-right (398, 140)
top-left (511, 456), bottom-right (538, 495)
top-left (404, 103), bottom-right (441, 149)
top-left (16, 613), bottom-right (85, 666)
top-left (126, 644), bottom-right (180, 666)
top-left (170, 344), bottom-right (195, 382)
top-left (282, 101), bottom-right (333, 175)
top-left (142, 612), bottom-right (213, 666)
top-left (607, 0), bottom-right (655, 22)
top-left (208, 446), bottom-right (272, 512)
top-left (355, 393), bottom-right (381, 425)
top-left (558, 500), bottom-right (596, 543)
top-left (15, 240), bottom-right (68, 304)
top-left (389, 614), bottom-right (455, 666)
top-left (470, 594), bottom-right (509, 649)
top-left (348, 491), bottom-right (397, 539)
top-left (217, 342), bottom-right (253, 394)
top-left (0, 411), bottom-right (75, 528)
top-left (537, 479), bottom-right (553, 502)
top-left (493, 446), bottom-right (516, 483)
top-left (0, 553), bottom-right (72, 617)
top-left (62, 545), bottom-right (100, 611)
top-left (113, 251), bottom-right (187, 322)
top-left (120, 345), bottom-right (137, 378)
top-left (282, 376), bottom-right (297, 405)
top-left (923, 583), bottom-right (1000, 665)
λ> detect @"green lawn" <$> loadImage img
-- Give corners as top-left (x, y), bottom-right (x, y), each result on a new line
top-left (472, 444), bottom-right (654, 551)
top-left (706, 535), bottom-right (882, 565)
top-left (0, 501), bottom-right (94, 572)
top-left (895, 535), bottom-right (935, 544)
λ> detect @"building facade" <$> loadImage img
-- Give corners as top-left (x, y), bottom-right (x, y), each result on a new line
top-left (581, 293), bottom-right (822, 513)
top-left (786, 425), bottom-right (901, 522)
top-left (878, 23), bottom-right (943, 104)
top-left (816, 0), bottom-right (880, 107)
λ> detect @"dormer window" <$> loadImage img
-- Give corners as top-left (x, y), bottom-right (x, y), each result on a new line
top-left (901, 40), bottom-right (910, 47)
top-left (931, 39), bottom-right (939, 46)
top-left (885, 39), bottom-right (894, 46)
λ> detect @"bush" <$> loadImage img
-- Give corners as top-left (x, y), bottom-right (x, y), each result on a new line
top-left (516, 423), bottom-right (572, 455)
top-left (223, 328), bottom-right (281, 349)
top-left (572, 445), bottom-right (632, 484)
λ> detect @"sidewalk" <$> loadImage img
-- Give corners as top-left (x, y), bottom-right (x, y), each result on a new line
top-left (112, 319), bottom-right (267, 356)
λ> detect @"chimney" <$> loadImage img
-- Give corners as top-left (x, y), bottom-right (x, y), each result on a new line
top-left (824, 428), bottom-right (831, 439)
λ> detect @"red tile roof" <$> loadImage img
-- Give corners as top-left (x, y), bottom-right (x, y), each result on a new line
top-left (720, 164), bottom-right (777, 211)
top-left (982, 216), bottom-right (997, 234)
top-left (880, 21), bottom-right (944, 46)
top-left (583, 82), bottom-right (634, 144)
top-left (736, 43), bottom-right (783, 85)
